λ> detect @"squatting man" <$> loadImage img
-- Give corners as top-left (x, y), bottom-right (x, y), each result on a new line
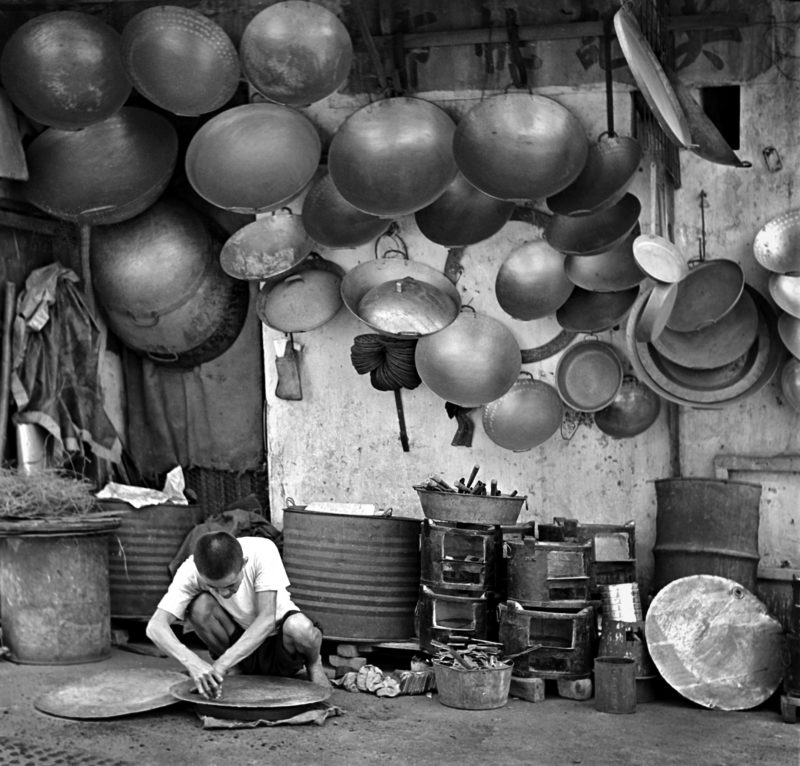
top-left (147, 531), bottom-right (330, 698)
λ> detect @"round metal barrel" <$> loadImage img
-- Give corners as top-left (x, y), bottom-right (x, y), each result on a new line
top-left (653, 478), bottom-right (761, 593)
top-left (0, 532), bottom-right (111, 664)
top-left (100, 501), bottom-right (206, 619)
top-left (282, 507), bottom-right (420, 641)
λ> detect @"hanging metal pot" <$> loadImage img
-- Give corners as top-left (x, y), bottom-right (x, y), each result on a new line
top-left (185, 103), bottom-right (321, 214)
top-left (768, 273), bottom-right (800, 319)
top-left (754, 209), bottom-right (800, 275)
top-left (327, 97), bottom-right (457, 217)
top-left (255, 254), bottom-right (344, 333)
top-left (415, 309), bottom-right (521, 407)
top-left (482, 372), bottom-right (563, 451)
top-left (453, 92), bottom-right (588, 200)
top-left (563, 228), bottom-right (645, 293)
top-left (666, 259), bottom-right (744, 332)
top-left (652, 289), bottom-right (760, 370)
top-left (594, 375), bottom-right (661, 439)
top-left (340, 253), bottom-right (461, 338)
top-left (414, 171), bottom-right (515, 247)
top-left (495, 240), bottom-right (574, 320)
top-left (545, 194), bottom-right (642, 256)
top-left (555, 339), bottom-right (624, 413)
top-left (121, 5), bottom-right (240, 117)
top-left (556, 285), bottom-right (640, 333)
top-left (23, 107), bottom-right (178, 225)
top-left (219, 208), bottom-right (314, 281)
top-left (0, 11), bottom-right (131, 130)
top-left (240, 0), bottom-right (353, 107)
top-left (301, 171), bottom-right (392, 249)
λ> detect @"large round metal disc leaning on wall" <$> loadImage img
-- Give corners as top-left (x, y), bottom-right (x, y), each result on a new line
top-left (281, 506), bottom-right (421, 642)
top-left (91, 196), bottom-right (249, 368)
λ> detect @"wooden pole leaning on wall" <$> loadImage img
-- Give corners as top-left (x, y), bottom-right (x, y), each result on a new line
top-left (79, 223), bottom-right (95, 316)
top-left (0, 281), bottom-right (17, 464)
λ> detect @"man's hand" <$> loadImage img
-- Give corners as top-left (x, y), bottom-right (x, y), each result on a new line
top-left (186, 656), bottom-right (225, 700)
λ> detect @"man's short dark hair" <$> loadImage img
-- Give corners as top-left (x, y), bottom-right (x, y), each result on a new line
top-left (193, 531), bottom-right (243, 581)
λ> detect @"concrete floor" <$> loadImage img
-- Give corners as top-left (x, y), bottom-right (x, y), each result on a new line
top-left (0, 640), bottom-right (797, 766)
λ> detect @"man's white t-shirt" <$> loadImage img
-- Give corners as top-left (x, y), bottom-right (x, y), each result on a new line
top-left (157, 536), bottom-right (298, 634)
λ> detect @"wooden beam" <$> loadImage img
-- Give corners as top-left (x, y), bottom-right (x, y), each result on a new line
top-left (0, 208), bottom-right (62, 236)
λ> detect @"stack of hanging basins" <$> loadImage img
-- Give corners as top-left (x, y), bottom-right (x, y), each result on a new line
top-left (754, 209), bottom-right (800, 412)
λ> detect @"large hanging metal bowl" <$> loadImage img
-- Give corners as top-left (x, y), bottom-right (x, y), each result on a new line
top-left (556, 285), bottom-right (640, 333)
top-left (495, 240), bottom-right (574, 321)
top-left (301, 171), bottom-right (391, 249)
top-left (563, 228), bottom-right (645, 292)
top-left (652, 289), bottom-right (759, 370)
top-left (327, 97), bottom-right (457, 218)
top-left (121, 5), bottom-right (240, 116)
top-left (185, 103), bottom-right (321, 214)
top-left (768, 272), bottom-right (800, 319)
top-left (453, 92), bottom-right (588, 201)
top-left (341, 256), bottom-right (461, 338)
top-left (240, 0), bottom-right (352, 107)
top-left (754, 209), bottom-right (800, 275)
top-left (0, 11), bottom-right (131, 130)
top-left (594, 375), bottom-right (661, 439)
top-left (415, 309), bottom-right (521, 407)
top-left (23, 107), bottom-right (178, 225)
top-left (555, 339), bottom-right (624, 413)
top-left (547, 133), bottom-right (643, 216)
top-left (482, 373), bottom-right (563, 451)
top-left (666, 259), bottom-right (744, 332)
top-left (219, 208), bottom-right (314, 281)
top-left (414, 171), bottom-right (515, 247)
top-left (545, 194), bottom-right (642, 256)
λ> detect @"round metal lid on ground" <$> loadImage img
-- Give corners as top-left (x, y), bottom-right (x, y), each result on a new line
top-left (645, 575), bottom-right (785, 711)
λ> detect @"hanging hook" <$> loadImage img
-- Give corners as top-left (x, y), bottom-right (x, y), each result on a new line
top-left (698, 190), bottom-right (708, 262)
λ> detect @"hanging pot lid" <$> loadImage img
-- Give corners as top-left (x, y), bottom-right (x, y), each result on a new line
top-left (768, 272), bottom-right (800, 319)
top-left (613, 6), bottom-right (693, 150)
top-left (594, 375), bottom-right (661, 439)
top-left (753, 209), bottom-right (800, 275)
top-left (545, 194), bottom-right (642, 256)
top-left (555, 339), bottom-right (624, 413)
top-left (563, 227), bottom-right (645, 293)
top-left (301, 171), bottom-right (391, 249)
top-left (256, 254), bottom-right (344, 333)
top-left (414, 171), bottom-right (515, 247)
top-left (556, 285), bottom-right (639, 333)
top-left (482, 372), bottom-right (563, 451)
top-left (665, 259), bottom-right (744, 332)
top-left (219, 208), bottom-right (314, 281)
top-left (652, 289), bottom-right (759, 370)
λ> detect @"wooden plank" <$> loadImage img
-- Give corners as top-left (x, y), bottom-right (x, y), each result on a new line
top-left (714, 453), bottom-right (800, 479)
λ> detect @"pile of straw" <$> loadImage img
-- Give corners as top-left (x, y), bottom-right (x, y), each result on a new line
top-left (0, 468), bottom-right (96, 519)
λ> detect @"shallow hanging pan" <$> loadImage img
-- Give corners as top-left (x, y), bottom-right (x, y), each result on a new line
top-left (185, 103), bottom-right (321, 214)
top-left (453, 92), bottom-right (588, 201)
top-left (652, 288), bottom-right (759, 370)
top-left (666, 259), bottom-right (744, 332)
top-left (256, 254), bottom-right (344, 332)
top-left (613, 5), bottom-right (693, 149)
top-left (495, 240), bottom-right (574, 320)
top-left (768, 272), bottom-right (800, 319)
top-left (753, 209), bottom-right (800, 275)
top-left (327, 97), bottom-right (457, 218)
top-left (240, 0), bottom-right (353, 107)
top-left (563, 227), bottom-right (644, 292)
top-left (632, 161), bottom-right (688, 283)
top-left (546, 24), bottom-right (642, 216)
top-left (23, 107), bottom-right (178, 225)
top-left (220, 208), bottom-right (314, 281)
top-left (482, 372), bottom-right (563, 451)
top-left (634, 280), bottom-right (679, 343)
top-left (669, 77), bottom-right (751, 168)
top-left (545, 194), bottom-right (641, 256)
top-left (340, 255), bottom-right (461, 338)
top-left (301, 171), bottom-right (391, 249)
top-left (414, 171), bottom-right (515, 247)
top-left (594, 375), bottom-right (661, 439)
top-left (556, 285), bottom-right (639, 333)
top-left (555, 339), bottom-right (624, 413)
